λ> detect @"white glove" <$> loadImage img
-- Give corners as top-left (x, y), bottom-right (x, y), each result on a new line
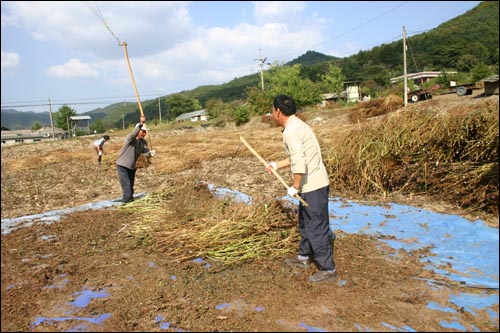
top-left (150, 149), bottom-right (156, 157)
top-left (136, 123), bottom-right (147, 131)
top-left (287, 186), bottom-right (299, 198)
top-left (266, 161), bottom-right (277, 174)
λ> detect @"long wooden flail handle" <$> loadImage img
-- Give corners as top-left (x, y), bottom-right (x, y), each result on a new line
top-left (240, 136), bottom-right (308, 207)
top-left (121, 42), bottom-right (144, 116)
top-left (121, 41), bottom-right (154, 151)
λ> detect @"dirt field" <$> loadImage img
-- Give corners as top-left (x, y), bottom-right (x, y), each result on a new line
top-left (1, 92), bottom-right (498, 332)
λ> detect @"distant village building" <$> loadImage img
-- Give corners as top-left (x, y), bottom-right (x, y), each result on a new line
top-left (344, 81), bottom-right (361, 103)
top-left (70, 116), bottom-right (91, 136)
top-left (319, 81), bottom-right (362, 107)
top-left (175, 109), bottom-right (209, 122)
top-left (319, 93), bottom-right (338, 107)
top-left (1, 127), bottom-right (67, 146)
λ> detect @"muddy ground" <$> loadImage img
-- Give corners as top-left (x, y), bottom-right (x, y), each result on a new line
top-left (1, 92), bottom-right (498, 332)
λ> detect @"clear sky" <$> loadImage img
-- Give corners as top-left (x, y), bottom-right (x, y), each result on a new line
top-left (1, 1), bottom-right (481, 113)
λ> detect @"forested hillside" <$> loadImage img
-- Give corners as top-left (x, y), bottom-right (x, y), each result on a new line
top-left (1, 109), bottom-right (51, 130)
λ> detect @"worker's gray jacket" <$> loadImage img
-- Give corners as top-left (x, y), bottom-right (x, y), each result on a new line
top-left (116, 125), bottom-right (150, 170)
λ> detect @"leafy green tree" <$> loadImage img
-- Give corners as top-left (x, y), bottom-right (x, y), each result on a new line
top-left (90, 119), bottom-right (105, 134)
top-left (54, 105), bottom-right (77, 131)
top-left (192, 99), bottom-right (202, 111)
top-left (166, 94), bottom-right (201, 119)
top-left (321, 64), bottom-right (345, 95)
top-left (31, 122), bottom-right (42, 131)
top-left (360, 79), bottom-right (382, 98)
top-left (234, 106), bottom-right (250, 126)
top-left (221, 100), bottom-right (245, 124)
top-left (471, 63), bottom-right (491, 82)
top-left (244, 86), bottom-right (273, 115)
top-left (205, 98), bottom-right (225, 120)
top-left (267, 64), bottom-right (322, 108)
top-left (456, 54), bottom-right (479, 72)
top-left (362, 63), bottom-right (390, 87)
top-left (436, 70), bottom-right (452, 86)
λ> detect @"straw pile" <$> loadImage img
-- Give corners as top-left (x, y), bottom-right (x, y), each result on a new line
top-left (118, 178), bottom-right (299, 267)
top-left (324, 98), bottom-right (499, 215)
top-left (348, 94), bottom-right (403, 122)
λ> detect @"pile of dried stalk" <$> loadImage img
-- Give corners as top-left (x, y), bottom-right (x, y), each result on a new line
top-left (118, 178), bottom-right (299, 267)
top-left (325, 97), bottom-right (498, 216)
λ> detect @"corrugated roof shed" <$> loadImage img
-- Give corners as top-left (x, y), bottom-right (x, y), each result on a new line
top-left (175, 110), bottom-right (207, 121)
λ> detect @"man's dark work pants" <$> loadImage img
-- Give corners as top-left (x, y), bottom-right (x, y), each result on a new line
top-left (117, 165), bottom-right (136, 203)
top-left (298, 185), bottom-right (335, 271)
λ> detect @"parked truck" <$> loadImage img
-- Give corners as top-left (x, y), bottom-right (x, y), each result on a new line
top-left (407, 88), bottom-right (433, 103)
top-left (449, 81), bottom-right (479, 96)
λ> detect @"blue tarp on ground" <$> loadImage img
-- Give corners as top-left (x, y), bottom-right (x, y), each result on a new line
top-left (326, 196), bottom-right (498, 289)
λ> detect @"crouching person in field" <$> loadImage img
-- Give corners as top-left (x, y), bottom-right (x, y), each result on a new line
top-left (94, 134), bottom-right (110, 163)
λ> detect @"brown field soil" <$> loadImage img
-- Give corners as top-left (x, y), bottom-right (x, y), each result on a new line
top-left (2, 92), bottom-right (498, 332)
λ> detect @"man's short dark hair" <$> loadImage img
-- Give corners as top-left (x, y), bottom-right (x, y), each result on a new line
top-left (273, 94), bottom-right (296, 116)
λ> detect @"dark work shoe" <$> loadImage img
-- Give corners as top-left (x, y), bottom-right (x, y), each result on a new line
top-left (284, 257), bottom-right (311, 268)
top-left (308, 270), bottom-right (338, 283)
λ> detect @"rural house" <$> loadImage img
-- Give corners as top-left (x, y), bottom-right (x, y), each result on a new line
top-left (69, 115), bottom-right (91, 136)
top-left (1, 127), bottom-right (67, 146)
top-left (175, 109), bottom-right (209, 122)
top-left (319, 81), bottom-right (362, 107)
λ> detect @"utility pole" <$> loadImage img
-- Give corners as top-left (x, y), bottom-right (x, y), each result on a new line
top-left (66, 115), bottom-right (70, 138)
top-left (403, 26), bottom-right (408, 108)
top-left (158, 96), bottom-right (162, 123)
top-left (254, 48), bottom-right (270, 91)
top-left (48, 98), bottom-right (56, 140)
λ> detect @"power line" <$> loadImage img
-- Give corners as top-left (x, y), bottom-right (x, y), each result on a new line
top-left (275, 1), bottom-right (409, 62)
top-left (265, 1), bottom-right (481, 68)
top-left (1, 101), bottom-right (116, 109)
top-left (1, 92), bottom-right (168, 109)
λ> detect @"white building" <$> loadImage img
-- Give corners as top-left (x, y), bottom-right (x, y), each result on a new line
top-left (1, 127), bottom-right (67, 145)
top-left (175, 110), bottom-right (209, 122)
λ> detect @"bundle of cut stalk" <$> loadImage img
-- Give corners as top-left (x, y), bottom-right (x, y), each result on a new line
top-left (117, 180), bottom-right (299, 267)
top-left (155, 200), bottom-right (299, 266)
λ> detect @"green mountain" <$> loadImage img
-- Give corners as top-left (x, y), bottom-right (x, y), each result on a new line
top-left (83, 102), bottom-right (140, 128)
top-left (286, 50), bottom-right (337, 67)
top-left (1, 109), bottom-right (51, 130)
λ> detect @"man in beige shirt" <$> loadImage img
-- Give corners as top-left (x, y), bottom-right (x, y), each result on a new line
top-left (266, 94), bottom-right (337, 283)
